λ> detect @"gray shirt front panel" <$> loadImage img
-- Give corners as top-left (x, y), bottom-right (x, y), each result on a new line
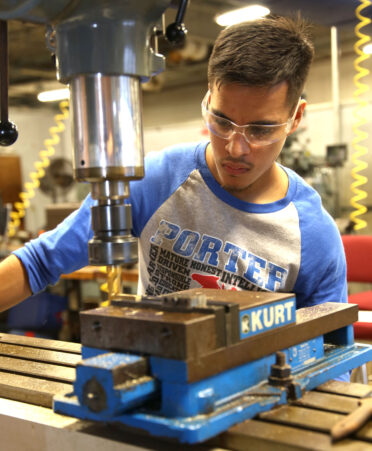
top-left (138, 169), bottom-right (301, 296)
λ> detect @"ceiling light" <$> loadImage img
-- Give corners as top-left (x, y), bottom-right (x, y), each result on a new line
top-left (215, 5), bottom-right (270, 27)
top-left (37, 88), bottom-right (70, 102)
top-left (363, 43), bottom-right (372, 55)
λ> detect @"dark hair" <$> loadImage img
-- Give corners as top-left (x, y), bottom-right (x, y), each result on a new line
top-left (208, 15), bottom-right (314, 108)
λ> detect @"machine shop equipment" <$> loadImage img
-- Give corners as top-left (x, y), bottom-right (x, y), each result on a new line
top-left (0, 291), bottom-right (371, 448)
top-left (1, 2), bottom-right (372, 448)
top-left (0, 0), bottom-right (188, 270)
top-left (51, 289), bottom-right (372, 444)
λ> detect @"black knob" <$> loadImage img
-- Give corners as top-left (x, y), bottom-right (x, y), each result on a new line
top-left (166, 22), bottom-right (187, 46)
top-left (0, 121), bottom-right (18, 146)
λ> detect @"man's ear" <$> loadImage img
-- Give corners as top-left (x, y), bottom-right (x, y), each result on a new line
top-left (289, 99), bottom-right (307, 135)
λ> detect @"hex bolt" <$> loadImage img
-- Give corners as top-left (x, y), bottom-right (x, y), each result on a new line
top-left (268, 351), bottom-right (293, 387)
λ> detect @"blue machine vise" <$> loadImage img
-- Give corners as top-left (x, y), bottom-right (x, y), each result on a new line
top-left (53, 289), bottom-right (372, 444)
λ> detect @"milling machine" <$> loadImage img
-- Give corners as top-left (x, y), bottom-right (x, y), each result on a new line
top-left (0, 0), bottom-right (188, 271)
top-left (1, 2), bottom-right (372, 449)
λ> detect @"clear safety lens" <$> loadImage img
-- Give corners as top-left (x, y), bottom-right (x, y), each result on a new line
top-left (201, 92), bottom-right (300, 147)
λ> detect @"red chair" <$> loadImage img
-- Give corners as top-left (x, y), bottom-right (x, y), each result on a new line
top-left (341, 234), bottom-right (372, 340)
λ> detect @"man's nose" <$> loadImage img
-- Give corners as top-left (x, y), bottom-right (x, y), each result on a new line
top-left (225, 131), bottom-right (251, 157)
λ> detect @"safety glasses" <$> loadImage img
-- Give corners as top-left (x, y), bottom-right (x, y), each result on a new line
top-left (201, 91), bottom-right (301, 147)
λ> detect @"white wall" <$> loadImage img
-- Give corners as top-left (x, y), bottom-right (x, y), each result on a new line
top-left (5, 106), bottom-right (78, 233)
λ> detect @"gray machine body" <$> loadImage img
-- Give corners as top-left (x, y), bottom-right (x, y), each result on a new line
top-left (0, 0), bottom-right (173, 265)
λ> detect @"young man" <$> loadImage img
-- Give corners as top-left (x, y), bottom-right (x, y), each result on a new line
top-left (0, 16), bottom-right (347, 311)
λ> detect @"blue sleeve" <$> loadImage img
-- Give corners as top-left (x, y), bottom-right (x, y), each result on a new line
top-left (13, 195), bottom-right (94, 294)
top-left (129, 143), bottom-right (202, 237)
top-left (292, 182), bottom-right (347, 308)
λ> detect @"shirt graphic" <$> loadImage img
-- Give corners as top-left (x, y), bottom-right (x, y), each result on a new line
top-left (145, 219), bottom-right (288, 296)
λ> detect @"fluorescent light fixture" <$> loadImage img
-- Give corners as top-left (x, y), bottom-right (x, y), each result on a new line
top-left (215, 5), bottom-right (270, 27)
top-left (37, 88), bottom-right (70, 102)
top-left (363, 43), bottom-right (372, 55)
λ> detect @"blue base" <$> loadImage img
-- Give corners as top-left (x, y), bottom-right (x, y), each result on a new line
top-left (54, 342), bottom-right (372, 444)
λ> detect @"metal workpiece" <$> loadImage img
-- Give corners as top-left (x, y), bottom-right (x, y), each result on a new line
top-left (111, 293), bottom-right (241, 348)
top-left (80, 305), bottom-right (218, 360)
top-left (169, 288), bottom-right (295, 307)
top-left (71, 74), bottom-right (144, 181)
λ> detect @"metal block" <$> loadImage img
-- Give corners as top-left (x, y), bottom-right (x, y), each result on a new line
top-left (112, 295), bottom-right (238, 349)
top-left (168, 288), bottom-right (295, 309)
top-left (80, 305), bottom-right (217, 359)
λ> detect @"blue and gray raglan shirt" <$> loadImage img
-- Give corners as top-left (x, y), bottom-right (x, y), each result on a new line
top-left (14, 141), bottom-right (347, 309)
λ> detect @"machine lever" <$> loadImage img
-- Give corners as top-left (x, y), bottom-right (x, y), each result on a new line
top-left (165, 0), bottom-right (188, 45)
top-left (0, 20), bottom-right (18, 146)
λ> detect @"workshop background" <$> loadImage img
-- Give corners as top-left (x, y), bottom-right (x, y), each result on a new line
top-left (1, 0), bottom-right (372, 344)
top-left (1, 0), bottom-right (371, 232)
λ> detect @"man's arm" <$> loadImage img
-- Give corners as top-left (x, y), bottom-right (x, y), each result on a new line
top-left (0, 254), bottom-right (32, 312)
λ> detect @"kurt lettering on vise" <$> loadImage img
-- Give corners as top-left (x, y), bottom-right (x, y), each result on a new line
top-left (240, 299), bottom-right (296, 339)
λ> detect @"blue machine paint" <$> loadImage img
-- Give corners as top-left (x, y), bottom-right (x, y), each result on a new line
top-left (73, 353), bottom-right (158, 416)
top-left (53, 324), bottom-right (372, 444)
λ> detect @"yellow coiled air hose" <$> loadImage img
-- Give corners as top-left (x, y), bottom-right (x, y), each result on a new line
top-left (8, 100), bottom-right (70, 237)
top-left (350, 0), bottom-right (371, 231)
top-left (7, 99), bottom-right (125, 303)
